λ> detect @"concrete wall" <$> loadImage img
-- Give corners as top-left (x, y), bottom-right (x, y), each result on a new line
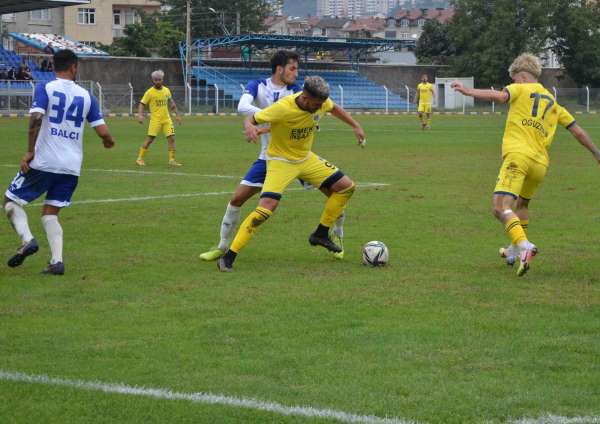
top-left (77, 56), bottom-right (580, 93)
top-left (78, 56), bottom-right (182, 89)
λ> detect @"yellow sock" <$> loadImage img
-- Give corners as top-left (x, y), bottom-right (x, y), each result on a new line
top-left (168, 149), bottom-right (176, 161)
top-left (138, 147), bottom-right (146, 159)
top-left (230, 206), bottom-right (272, 253)
top-left (520, 219), bottom-right (529, 236)
top-left (427, 116), bottom-right (432, 126)
top-left (505, 216), bottom-right (527, 245)
top-left (320, 184), bottom-right (355, 227)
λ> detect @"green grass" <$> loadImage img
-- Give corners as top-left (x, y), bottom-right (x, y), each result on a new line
top-left (1, 115), bottom-right (599, 423)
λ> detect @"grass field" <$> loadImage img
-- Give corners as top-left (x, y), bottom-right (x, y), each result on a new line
top-left (1, 114), bottom-right (599, 423)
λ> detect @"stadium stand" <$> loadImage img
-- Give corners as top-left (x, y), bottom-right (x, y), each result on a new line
top-left (9, 32), bottom-right (109, 56)
top-left (0, 46), bottom-right (54, 90)
top-left (192, 66), bottom-right (410, 110)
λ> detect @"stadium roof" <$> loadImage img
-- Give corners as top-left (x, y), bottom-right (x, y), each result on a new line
top-left (0, 0), bottom-right (89, 14)
top-left (186, 34), bottom-right (415, 54)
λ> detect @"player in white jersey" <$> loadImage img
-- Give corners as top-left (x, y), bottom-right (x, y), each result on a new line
top-left (3, 50), bottom-right (115, 275)
top-left (199, 51), bottom-right (347, 261)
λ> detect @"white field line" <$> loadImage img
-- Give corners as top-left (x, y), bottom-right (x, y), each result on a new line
top-left (511, 416), bottom-right (600, 424)
top-left (0, 164), bottom-right (239, 180)
top-left (0, 370), bottom-right (415, 424)
top-left (27, 183), bottom-right (389, 206)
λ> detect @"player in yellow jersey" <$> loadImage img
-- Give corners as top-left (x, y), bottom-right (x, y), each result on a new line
top-left (452, 53), bottom-right (600, 276)
top-left (216, 76), bottom-right (366, 272)
top-left (416, 74), bottom-right (435, 129)
top-left (136, 70), bottom-right (182, 166)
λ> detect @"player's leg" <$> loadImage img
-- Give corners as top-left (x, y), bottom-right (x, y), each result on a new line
top-left (4, 169), bottom-right (48, 267)
top-left (425, 105), bottom-right (432, 129)
top-left (137, 129), bottom-right (156, 166)
top-left (200, 159), bottom-right (265, 261)
top-left (417, 105), bottom-right (426, 129)
top-left (218, 160), bottom-right (296, 271)
top-left (492, 154), bottom-right (537, 276)
top-left (513, 161), bottom-right (546, 276)
top-left (302, 154), bottom-right (354, 253)
top-left (319, 186), bottom-right (346, 259)
top-left (40, 173), bottom-right (79, 275)
top-left (165, 123), bottom-right (181, 166)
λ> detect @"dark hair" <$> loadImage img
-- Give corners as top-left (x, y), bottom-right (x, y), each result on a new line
top-left (53, 49), bottom-right (78, 72)
top-left (270, 50), bottom-right (299, 74)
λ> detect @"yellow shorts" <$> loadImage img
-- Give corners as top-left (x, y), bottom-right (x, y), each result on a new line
top-left (494, 152), bottom-right (547, 200)
top-left (261, 152), bottom-right (343, 200)
top-left (148, 120), bottom-right (175, 137)
top-left (418, 103), bottom-right (432, 114)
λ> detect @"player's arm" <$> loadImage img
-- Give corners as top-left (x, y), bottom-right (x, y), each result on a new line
top-left (237, 93), bottom-right (261, 115)
top-left (451, 81), bottom-right (509, 103)
top-left (243, 114), bottom-right (261, 143)
top-left (414, 88), bottom-right (419, 105)
top-left (94, 124), bottom-right (115, 149)
top-left (330, 104), bottom-right (366, 146)
top-left (21, 112), bottom-right (43, 172)
top-left (169, 98), bottom-right (181, 125)
top-left (568, 123), bottom-right (600, 164)
top-left (137, 102), bottom-right (146, 124)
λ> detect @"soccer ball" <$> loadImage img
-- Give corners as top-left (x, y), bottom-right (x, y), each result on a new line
top-left (362, 241), bottom-right (389, 267)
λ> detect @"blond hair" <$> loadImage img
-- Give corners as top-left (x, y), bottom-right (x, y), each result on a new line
top-left (151, 69), bottom-right (165, 80)
top-left (303, 76), bottom-right (330, 100)
top-left (508, 54), bottom-right (542, 79)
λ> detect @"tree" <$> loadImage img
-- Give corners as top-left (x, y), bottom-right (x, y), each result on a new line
top-left (162, 0), bottom-right (276, 38)
top-left (447, 0), bottom-right (552, 87)
top-left (416, 20), bottom-right (453, 65)
top-left (552, 1), bottom-right (600, 86)
top-left (101, 10), bottom-right (184, 57)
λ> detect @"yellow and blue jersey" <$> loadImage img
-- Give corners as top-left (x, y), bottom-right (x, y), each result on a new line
top-left (503, 83), bottom-right (576, 166)
top-left (254, 92), bottom-right (335, 163)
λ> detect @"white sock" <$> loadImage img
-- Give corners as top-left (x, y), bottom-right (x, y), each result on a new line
top-left (517, 240), bottom-right (533, 251)
top-left (218, 203), bottom-right (241, 251)
top-left (333, 212), bottom-right (345, 238)
top-left (41, 215), bottom-right (63, 264)
top-left (4, 201), bottom-right (34, 244)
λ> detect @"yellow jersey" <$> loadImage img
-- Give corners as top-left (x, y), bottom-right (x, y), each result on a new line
top-left (254, 92), bottom-right (335, 163)
top-left (417, 82), bottom-right (434, 104)
top-left (140, 86), bottom-right (173, 123)
top-left (503, 83), bottom-right (576, 166)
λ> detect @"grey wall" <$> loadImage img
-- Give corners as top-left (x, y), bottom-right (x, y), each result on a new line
top-left (78, 56), bottom-right (183, 90)
top-left (77, 56), bottom-right (579, 92)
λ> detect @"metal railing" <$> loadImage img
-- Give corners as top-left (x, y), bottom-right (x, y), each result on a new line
top-left (3, 81), bottom-right (600, 115)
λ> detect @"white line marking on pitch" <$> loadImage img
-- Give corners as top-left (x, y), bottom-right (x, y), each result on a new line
top-left (0, 164), bottom-right (240, 180)
top-left (0, 370), bottom-right (415, 424)
top-left (28, 183), bottom-right (389, 206)
top-left (511, 416), bottom-right (600, 424)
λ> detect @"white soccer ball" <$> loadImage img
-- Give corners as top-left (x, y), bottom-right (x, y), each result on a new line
top-left (362, 241), bottom-right (389, 267)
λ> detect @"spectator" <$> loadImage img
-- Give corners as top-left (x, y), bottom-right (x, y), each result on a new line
top-left (7, 67), bottom-right (17, 80)
top-left (17, 65), bottom-right (33, 81)
top-left (41, 58), bottom-right (49, 72)
top-left (43, 42), bottom-right (54, 54)
top-left (0, 68), bottom-right (7, 80)
top-left (47, 62), bottom-right (53, 72)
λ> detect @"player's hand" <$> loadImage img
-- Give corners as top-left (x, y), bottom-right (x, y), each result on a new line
top-left (353, 125), bottom-right (366, 146)
top-left (176, 115), bottom-right (182, 126)
top-left (256, 127), bottom-right (271, 135)
top-left (137, 115), bottom-right (144, 124)
top-left (451, 81), bottom-right (466, 94)
top-left (244, 124), bottom-right (260, 143)
top-left (103, 137), bottom-right (115, 149)
top-left (20, 152), bottom-right (34, 173)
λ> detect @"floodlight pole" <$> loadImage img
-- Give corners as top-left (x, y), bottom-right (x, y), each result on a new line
top-left (186, 82), bottom-right (192, 115)
top-left (214, 83), bottom-right (219, 114)
top-left (185, 0), bottom-right (191, 106)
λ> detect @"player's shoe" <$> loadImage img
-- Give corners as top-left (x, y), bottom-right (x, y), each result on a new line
top-left (499, 245), bottom-right (516, 266)
top-left (516, 245), bottom-right (538, 277)
top-left (309, 233), bottom-right (342, 253)
top-left (42, 261), bottom-right (64, 275)
top-left (217, 255), bottom-right (233, 272)
top-left (7, 238), bottom-right (39, 267)
top-left (329, 231), bottom-right (344, 260)
top-left (168, 159), bottom-right (182, 167)
top-left (135, 158), bottom-right (145, 166)
top-left (199, 247), bottom-right (225, 261)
